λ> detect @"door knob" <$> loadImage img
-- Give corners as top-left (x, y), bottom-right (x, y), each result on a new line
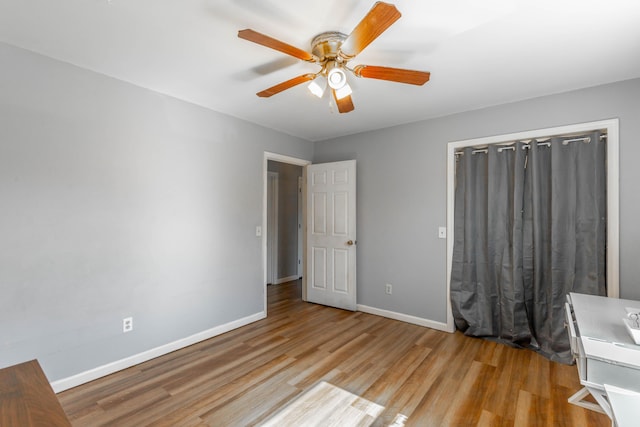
top-left (347, 240), bottom-right (355, 246)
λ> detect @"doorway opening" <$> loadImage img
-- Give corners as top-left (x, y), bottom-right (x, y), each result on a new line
top-left (263, 152), bottom-right (311, 315)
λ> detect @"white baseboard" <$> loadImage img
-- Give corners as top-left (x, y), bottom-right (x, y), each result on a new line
top-left (51, 311), bottom-right (266, 393)
top-left (273, 275), bottom-right (299, 285)
top-left (357, 304), bottom-right (454, 333)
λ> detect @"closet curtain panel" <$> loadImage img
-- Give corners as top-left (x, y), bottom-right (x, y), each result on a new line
top-left (450, 131), bottom-right (606, 363)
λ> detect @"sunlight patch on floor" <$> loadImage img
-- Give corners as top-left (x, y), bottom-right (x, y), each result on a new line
top-left (260, 381), bottom-right (397, 426)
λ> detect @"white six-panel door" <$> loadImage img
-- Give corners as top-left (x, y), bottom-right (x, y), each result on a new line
top-left (306, 160), bottom-right (356, 311)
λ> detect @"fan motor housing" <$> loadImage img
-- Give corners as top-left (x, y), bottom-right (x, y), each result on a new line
top-left (311, 31), bottom-right (347, 62)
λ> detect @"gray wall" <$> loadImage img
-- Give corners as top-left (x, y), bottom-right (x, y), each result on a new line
top-left (0, 42), bottom-right (313, 381)
top-left (314, 78), bottom-right (640, 323)
top-left (267, 161), bottom-right (303, 281)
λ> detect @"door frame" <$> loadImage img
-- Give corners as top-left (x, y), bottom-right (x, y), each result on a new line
top-left (446, 118), bottom-right (620, 333)
top-left (267, 171), bottom-right (279, 285)
top-left (262, 152), bottom-right (311, 314)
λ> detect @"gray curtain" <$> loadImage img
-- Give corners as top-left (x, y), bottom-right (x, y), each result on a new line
top-left (450, 131), bottom-right (606, 363)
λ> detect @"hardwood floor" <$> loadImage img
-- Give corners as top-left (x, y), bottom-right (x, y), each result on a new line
top-left (58, 280), bottom-right (610, 426)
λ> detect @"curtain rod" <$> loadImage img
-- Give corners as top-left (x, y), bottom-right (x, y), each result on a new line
top-left (454, 133), bottom-right (606, 156)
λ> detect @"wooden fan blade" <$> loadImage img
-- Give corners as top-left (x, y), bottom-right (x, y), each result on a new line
top-left (257, 74), bottom-right (316, 97)
top-left (332, 89), bottom-right (355, 113)
top-left (353, 65), bottom-right (430, 85)
top-left (339, 2), bottom-right (401, 59)
top-left (238, 29), bottom-right (317, 62)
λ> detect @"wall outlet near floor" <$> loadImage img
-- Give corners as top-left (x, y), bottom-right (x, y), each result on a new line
top-left (123, 317), bottom-right (133, 333)
top-left (385, 283), bottom-right (393, 295)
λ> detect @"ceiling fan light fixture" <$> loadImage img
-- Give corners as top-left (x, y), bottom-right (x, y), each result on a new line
top-left (238, 3), bottom-right (430, 114)
top-left (308, 74), bottom-right (327, 98)
top-left (334, 83), bottom-right (352, 100)
top-left (327, 62), bottom-right (348, 90)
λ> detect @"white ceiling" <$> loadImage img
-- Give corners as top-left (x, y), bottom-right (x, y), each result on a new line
top-left (1, 0), bottom-right (639, 141)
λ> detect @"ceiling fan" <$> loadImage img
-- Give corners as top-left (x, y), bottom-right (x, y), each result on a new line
top-left (237, 1), bottom-right (431, 113)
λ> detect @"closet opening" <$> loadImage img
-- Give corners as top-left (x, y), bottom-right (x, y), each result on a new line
top-left (444, 119), bottom-right (619, 361)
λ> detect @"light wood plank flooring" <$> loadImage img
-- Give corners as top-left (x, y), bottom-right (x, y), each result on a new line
top-left (58, 280), bottom-right (609, 426)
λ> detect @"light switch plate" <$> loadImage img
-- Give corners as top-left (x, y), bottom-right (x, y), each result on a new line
top-left (256, 226), bottom-right (262, 237)
top-left (438, 227), bottom-right (446, 239)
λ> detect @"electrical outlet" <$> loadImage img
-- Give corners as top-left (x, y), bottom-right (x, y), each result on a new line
top-left (123, 317), bottom-right (133, 333)
top-left (385, 283), bottom-right (393, 295)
